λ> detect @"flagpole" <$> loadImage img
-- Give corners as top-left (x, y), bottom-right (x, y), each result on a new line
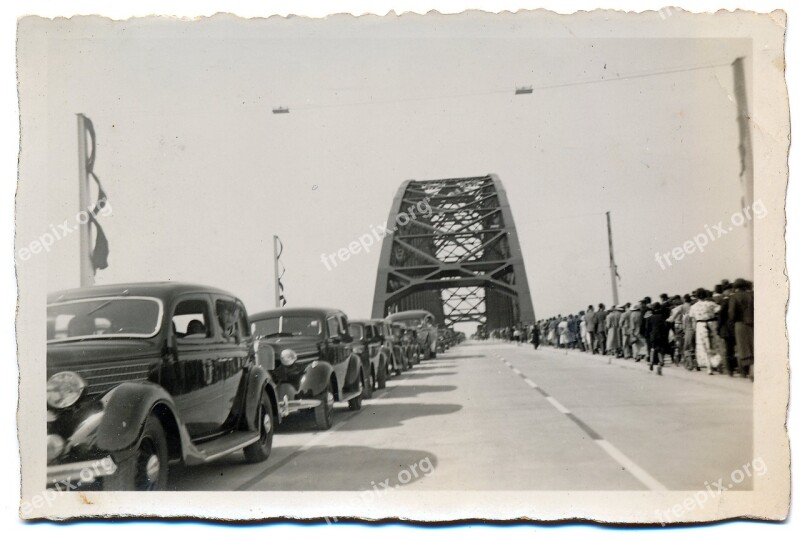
top-left (273, 235), bottom-right (281, 308)
top-left (732, 56), bottom-right (754, 275)
top-left (77, 114), bottom-right (94, 288)
top-left (606, 211), bottom-right (619, 306)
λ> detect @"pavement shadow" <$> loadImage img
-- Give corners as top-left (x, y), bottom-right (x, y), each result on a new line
top-left (399, 370), bottom-right (459, 379)
top-left (335, 401), bottom-right (462, 431)
top-left (168, 445), bottom-right (439, 492)
top-left (386, 384), bottom-right (458, 399)
top-left (435, 355), bottom-right (484, 361)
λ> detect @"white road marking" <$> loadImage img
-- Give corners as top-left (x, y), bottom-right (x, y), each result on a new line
top-left (546, 396), bottom-right (571, 414)
top-left (595, 440), bottom-right (668, 491)
top-left (501, 352), bottom-right (667, 491)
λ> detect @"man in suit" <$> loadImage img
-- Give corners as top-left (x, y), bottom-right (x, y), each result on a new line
top-left (595, 303), bottom-right (608, 354)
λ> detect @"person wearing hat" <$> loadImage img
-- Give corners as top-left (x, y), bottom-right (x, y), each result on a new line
top-left (645, 302), bottom-right (671, 375)
top-left (620, 303), bottom-right (633, 359)
top-left (595, 303), bottom-right (608, 355)
top-left (728, 278), bottom-right (754, 380)
top-left (689, 288), bottom-right (723, 375)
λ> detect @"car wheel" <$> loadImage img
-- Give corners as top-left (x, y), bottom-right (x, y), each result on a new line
top-left (362, 365), bottom-right (373, 400)
top-left (422, 341), bottom-right (431, 360)
top-left (392, 353), bottom-right (401, 376)
top-left (314, 382), bottom-right (334, 430)
top-left (348, 375), bottom-right (364, 411)
top-left (377, 360), bottom-right (387, 389)
top-left (243, 391), bottom-right (274, 463)
top-left (104, 414), bottom-right (168, 491)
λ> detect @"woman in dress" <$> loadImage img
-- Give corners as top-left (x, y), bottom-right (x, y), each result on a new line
top-left (688, 288), bottom-right (722, 375)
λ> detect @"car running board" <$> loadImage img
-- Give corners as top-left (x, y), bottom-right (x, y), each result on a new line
top-left (339, 390), bottom-right (362, 402)
top-left (193, 431), bottom-right (260, 463)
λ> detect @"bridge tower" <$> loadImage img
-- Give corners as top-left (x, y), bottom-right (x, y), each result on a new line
top-left (371, 174), bottom-right (535, 331)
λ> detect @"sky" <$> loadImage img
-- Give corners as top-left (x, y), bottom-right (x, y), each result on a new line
top-left (18, 14), bottom-right (753, 326)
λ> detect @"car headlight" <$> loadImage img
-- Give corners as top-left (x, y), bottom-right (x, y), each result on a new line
top-left (47, 371), bottom-right (86, 409)
top-left (47, 434), bottom-right (65, 462)
top-left (280, 348), bottom-right (298, 366)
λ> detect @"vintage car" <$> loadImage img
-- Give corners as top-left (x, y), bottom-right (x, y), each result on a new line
top-left (249, 307), bottom-right (365, 430)
top-left (46, 282), bottom-right (278, 491)
top-left (385, 310), bottom-right (439, 360)
top-left (348, 320), bottom-right (389, 395)
top-left (372, 319), bottom-right (409, 375)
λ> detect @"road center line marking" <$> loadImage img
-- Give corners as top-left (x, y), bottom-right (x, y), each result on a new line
top-left (500, 354), bottom-right (667, 491)
top-left (546, 396), bottom-right (570, 414)
top-left (596, 440), bottom-right (668, 491)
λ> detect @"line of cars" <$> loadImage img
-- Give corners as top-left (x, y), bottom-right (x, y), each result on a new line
top-left (45, 282), bottom-right (462, 491)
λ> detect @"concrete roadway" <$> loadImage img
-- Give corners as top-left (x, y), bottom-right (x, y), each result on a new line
top-left (168, 340), bottom-right (753, 492)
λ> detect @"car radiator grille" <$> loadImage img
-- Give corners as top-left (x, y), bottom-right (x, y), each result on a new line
top-left (49, 362), bottom-right (154, 397)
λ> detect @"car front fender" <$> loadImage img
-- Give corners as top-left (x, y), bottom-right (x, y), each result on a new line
top-left (241, 365), bottom-right (278, 430)
top-left (297, 360), bottom-right (334, 398)
top-left (92, 382), bottom-right (183, 455)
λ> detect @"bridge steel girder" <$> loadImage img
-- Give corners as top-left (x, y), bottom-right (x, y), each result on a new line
top-left (371, 174), bottom-right (535, 331)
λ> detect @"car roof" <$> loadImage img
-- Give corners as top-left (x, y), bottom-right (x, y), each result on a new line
top-left (350, 319), bottom-right (378, 326)
top-left (385, 310), bottom-right (434, 321)
top-left (250, 307), bottom-right (345, 320)
top-left (47, 281), bottom-right (238, 304)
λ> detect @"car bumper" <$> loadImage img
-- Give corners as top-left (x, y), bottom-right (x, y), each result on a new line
top-left (47, 456), bottom-right (118, 488)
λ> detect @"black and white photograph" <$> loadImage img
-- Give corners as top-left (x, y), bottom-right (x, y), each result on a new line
top-left (12, 4), bottom-right (791, 524)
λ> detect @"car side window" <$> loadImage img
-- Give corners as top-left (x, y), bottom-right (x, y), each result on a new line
top-left (173, 299), bottom-right (212, 340)
top-left (326, 316), bottom-right (340, 338)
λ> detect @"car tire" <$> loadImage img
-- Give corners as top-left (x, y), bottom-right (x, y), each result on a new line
top-left (422, 341), bottom-right (431, 360)
top-left (243, 391), bottom-right (274, 463)
top-left (392, 353), bottom-right (402, 376)
top-left (103, 414), bottom-right (168, 491)
top-left (348, 375), bottom-right (364, 411)
top-left (362, 366), bottom-right (373, 400)
top-left (377, 360), bottom-right (387, 389)
top-left (314, 382), bottom-right (334, 430)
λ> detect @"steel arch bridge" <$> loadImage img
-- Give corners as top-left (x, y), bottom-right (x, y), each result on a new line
top-left (371, 174), bottom-right (535, 331)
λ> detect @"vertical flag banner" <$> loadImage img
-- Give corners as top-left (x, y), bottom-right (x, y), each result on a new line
top-left (81, 115), bottom-right (110, 274)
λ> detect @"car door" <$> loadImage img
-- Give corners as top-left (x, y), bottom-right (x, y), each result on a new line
top-left (325, 315), bottom-right (346, 396)
top-left (212, 296), bottom-right (250, 431)
top-left (167, 294), bottom-right (229, 440)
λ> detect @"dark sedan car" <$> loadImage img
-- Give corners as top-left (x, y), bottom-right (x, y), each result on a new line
top-left (46, 282), bottom-right (278, 491)
top-left (250, 307), bottom-right (365, 430)
top-left (349, 320), bottom-right (389, 396)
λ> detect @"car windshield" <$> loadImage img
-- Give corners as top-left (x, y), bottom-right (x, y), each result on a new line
top-left (349, 324), bottom-right (365, 340)
top-left (47, 297), bottom-right (163, 342)
top-left (253, 315), bottom-right (322, 338)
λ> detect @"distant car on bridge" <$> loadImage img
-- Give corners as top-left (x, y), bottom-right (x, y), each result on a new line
top-left (385, 309), bottom-right (439, 360)
top-left (249, 307), bottom-right (365, 431)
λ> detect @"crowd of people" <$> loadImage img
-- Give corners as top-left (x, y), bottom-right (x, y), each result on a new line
top-left (495, 278), bottom-right (755, 380)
